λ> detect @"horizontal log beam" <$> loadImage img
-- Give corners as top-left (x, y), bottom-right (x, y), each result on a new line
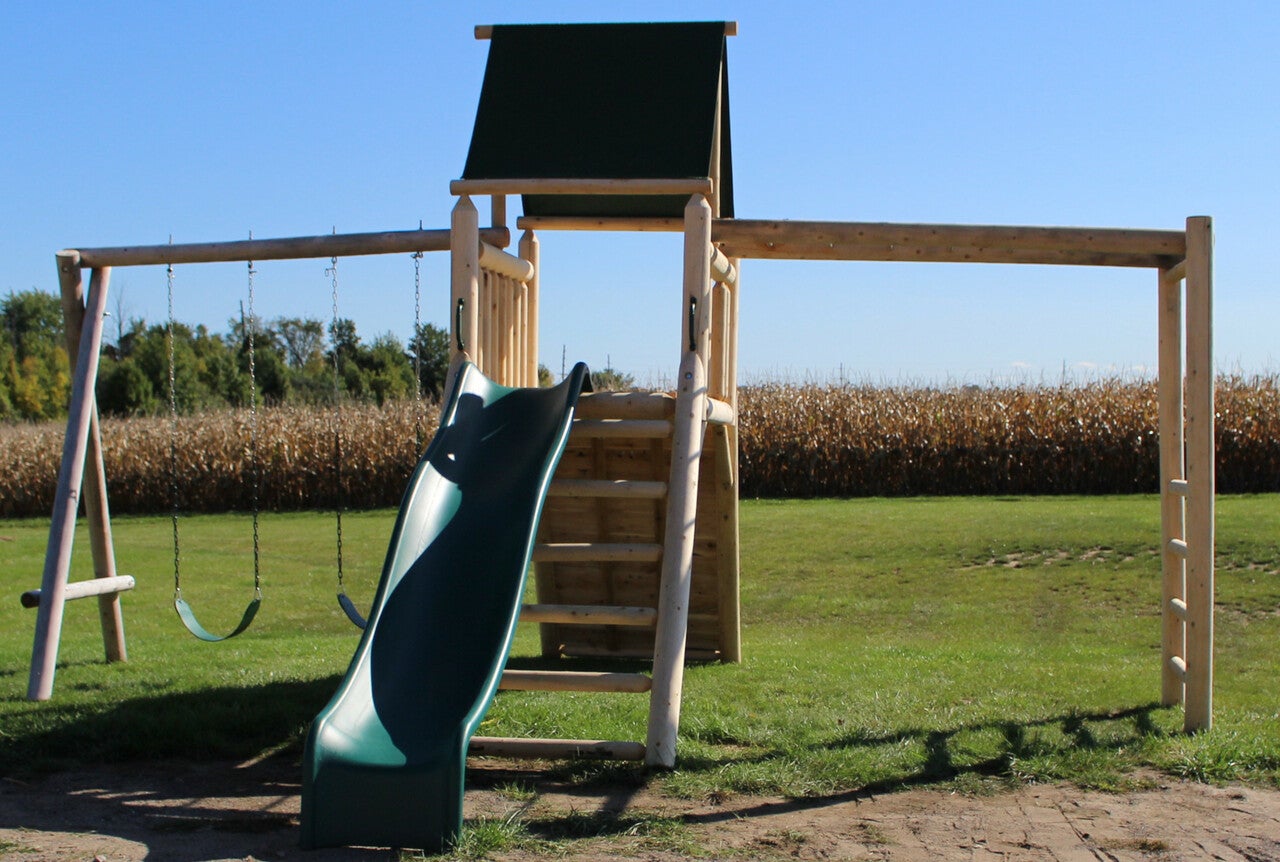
top-left (468, 736), bottom-right (646, 761)
top-left (516, 216), bottom-right (684, 232)
top-left (712, 220), bottom-right (1186, 268)
top-left (479, 241), bottom-right (535, 282)
top-left (533, 542), bottom-right (664, 563)
top-left (520, 603), bottom-right (659, 626)
top-left (499, 669), bottom-right (652, 693)
top-left (575, 391), bottom-right (676, 420)
top-left (548, 479), bottom-right (668, 499)
top-left (21, 575), bottom-right (135, 609)
top-left (706, 397), bottom-right (735, 426)
top-left (571, 419), bottom-right (673, 439)
top-left (65, 228), bottom-right (510, 268)
top-left (709, 246), bottom-right (738, 285)
top-left (475, 22), bottom-right (737, 39)
top-left (450, 177), bottom-right (713, 197)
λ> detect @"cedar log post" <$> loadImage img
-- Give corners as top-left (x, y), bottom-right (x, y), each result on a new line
top-left (29, 266), bottom-right (113, 701)
top-left (1182, 216), bottom-right (1214, 731)
top-left (55, 253), bottom-right (127, 664)
top-left (519, 230), bottom-right (540, 387)
top-left (448, 195), bottom-right (481, 393)
top-left (646, 194), bottom-right (713, 767)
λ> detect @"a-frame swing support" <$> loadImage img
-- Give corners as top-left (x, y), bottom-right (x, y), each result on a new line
top-left (26, 228), bottom-right (509, 701)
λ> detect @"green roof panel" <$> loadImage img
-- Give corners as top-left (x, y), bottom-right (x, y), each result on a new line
top-left (463, 22), bottom-right (733, 218)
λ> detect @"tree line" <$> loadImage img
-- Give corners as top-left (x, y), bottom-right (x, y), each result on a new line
top-left (1, 288), bottom-right (452, 421)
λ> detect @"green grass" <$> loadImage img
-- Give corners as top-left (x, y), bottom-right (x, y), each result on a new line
top-left (2, 496), bottom-right (1278, 807)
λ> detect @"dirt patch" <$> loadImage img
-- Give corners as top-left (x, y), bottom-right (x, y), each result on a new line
top-left (1, 759), bottom-right (1278, 861)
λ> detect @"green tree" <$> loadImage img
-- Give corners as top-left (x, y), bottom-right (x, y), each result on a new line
top-left (229, 316), bottom-right (288, 406)
top-left (409, 322), bottom-right (451, 399)
top-left (0, 321), bottom-right (15, 420)
top-left (275, 316), bottom-right (327, 369)
top-left (96, 356), bottom-right (160, 415)
top-left (1, 289), bottom-right (70, 420)
top-left (364, 333), bottom-right (415, 406)
top-left (590, 366), bottom-right (635, 391)
top-left (2, 289), bottom-right (63, 358)
top-left (273, 316), bottom-right (333, 404)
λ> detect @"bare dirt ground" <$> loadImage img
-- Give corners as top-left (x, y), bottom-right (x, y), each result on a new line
top-left (2, 758), bottom-right (1278, 862)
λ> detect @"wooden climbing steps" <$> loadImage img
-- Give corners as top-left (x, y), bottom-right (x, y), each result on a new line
top-left (469, 387), bottom-right (741, 763)
top-left (529, 390), bottom-right (739, 663)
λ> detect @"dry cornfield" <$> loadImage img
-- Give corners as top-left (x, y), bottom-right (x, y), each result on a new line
top-left (0, 376), bottom-right (1276, 518)
top-left (0, 400), bottom-right (439, 518)
top-left (736, 375), bottom-right (1280, 497)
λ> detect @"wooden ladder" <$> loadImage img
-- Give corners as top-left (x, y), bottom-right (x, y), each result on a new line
top-left (470, 389), bottom-right (739, 762)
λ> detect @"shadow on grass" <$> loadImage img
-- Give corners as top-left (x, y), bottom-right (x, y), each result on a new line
top-left (1, 677), bottom-right (1174, 847)
top-left (462, 703), bottom-right (1172, 843)
top-left (678, 702), bottom-right (1169, 827)
top-left (0, 676), bottom-right (341, 777)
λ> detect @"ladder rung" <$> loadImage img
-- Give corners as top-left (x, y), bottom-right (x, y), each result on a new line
top-left (571, 419), bottom-right (672, 439)
top-left (20, 575), bottom-right (136, 609)
top-left (1167, 538), bottom-right (1189, 559)
top-left (469, 736), bottom-right (646, 761)
top-left (1167, 655), bottom-right (1188, 681)
top-left (1168, 478), bottom-right (1189, 496)
top-left (533, 542), bottom-right (663, 563)
top-left (548, 479), bottom-right (667, 499)
top-left (561, 642), bottom-right (723, 663)
top-left (521, 603), bottom-right (658, 627)
top-left (498, 670), bottom-right (651, 693)
top-left (1168, 597), bottom-right (1188, 620)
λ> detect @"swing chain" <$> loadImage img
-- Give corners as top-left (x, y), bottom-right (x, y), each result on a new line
top-left (166, 257), bottom-right (183, 600)
top-left (246, 252), bottom-right (262, 598)
top-left (412, 250), bottom-right (424, 400)
top-left (412, 248), bottom-right (425, 448)
top-left (327, 253), bottom-right (346, 594)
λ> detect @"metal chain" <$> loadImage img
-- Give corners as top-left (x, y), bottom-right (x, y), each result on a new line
top-left (246, 252), bottom-right (262, 598)
top-left (327, 252), bottom-right (345, 592)
top-left (412, 248), bottom-right (425, 449)
top-left (166, 258), bottom-right (182, 598)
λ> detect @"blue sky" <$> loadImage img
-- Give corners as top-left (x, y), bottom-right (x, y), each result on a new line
top-left (3, 1), bottom-right (1276, 385)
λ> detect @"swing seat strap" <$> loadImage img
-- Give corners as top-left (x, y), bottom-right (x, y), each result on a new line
top-left (174, 594), bottom-right (262, 642)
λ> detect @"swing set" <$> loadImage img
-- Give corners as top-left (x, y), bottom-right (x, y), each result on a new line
top-left (26, 23), bottom-right (1216, 780)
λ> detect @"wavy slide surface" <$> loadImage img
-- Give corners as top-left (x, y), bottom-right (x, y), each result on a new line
top-left (301, 361), bottom-right (589, 851)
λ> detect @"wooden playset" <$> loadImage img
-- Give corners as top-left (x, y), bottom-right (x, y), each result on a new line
top-left (26, 23), bottom-right (1215, 774)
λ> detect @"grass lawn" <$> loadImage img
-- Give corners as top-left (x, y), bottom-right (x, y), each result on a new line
top-left (1, 495), bottom-right (1277, 799)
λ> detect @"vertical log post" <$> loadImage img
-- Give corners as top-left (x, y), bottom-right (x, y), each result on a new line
top-left (490, 194), bottom-right (508, 241)
top-left (515, 280), bottom-right (527, 386)
top-left (708, 284), bottom-right (726, 400)
top-left (29, 266), bottom-right (113, 701)
top-left (718, 260), bottom-right (742, 663)
top-left (1183, 216), bottom-right (1214, 731)
top-left (55, 253), bottom-right (127, 664)
top-left (646, 194), bottom-right (713, 767)
top-left (519, 230), bottom-right (540, 386)
top-left (502, 276), bottom-right (515, 385)
top-left (486, 273), bottom-right (498, 376)
top-left (449, 196), bottom-right (480, 391)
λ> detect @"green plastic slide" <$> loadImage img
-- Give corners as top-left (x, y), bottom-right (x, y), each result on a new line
top-left (301, 360), bottom-right (590, 851)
